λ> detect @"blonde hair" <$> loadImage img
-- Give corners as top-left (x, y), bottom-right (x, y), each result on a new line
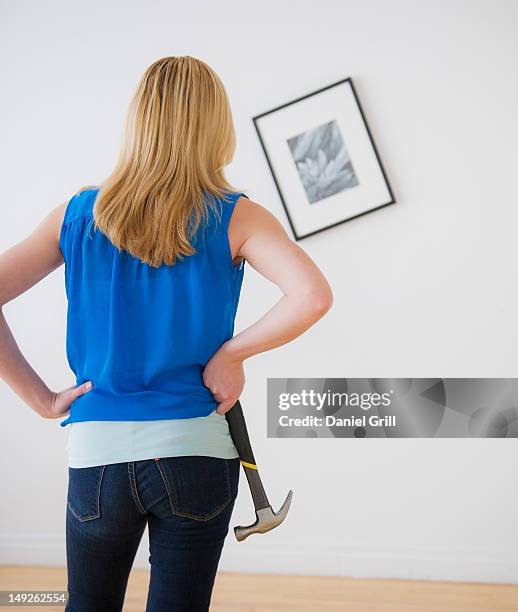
top-left (84, 56), bottom-right (242, 267)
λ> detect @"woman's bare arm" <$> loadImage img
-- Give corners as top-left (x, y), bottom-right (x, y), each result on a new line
top-left (203, 196), bottom-right (333, 414)
top-left (0, 202), bottom-right (93, 418)
top-left (229, 196), bottom-right (333, 358)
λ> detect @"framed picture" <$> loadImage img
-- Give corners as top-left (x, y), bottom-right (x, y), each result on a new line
top-left (252, 77), bottom-right (396, 240)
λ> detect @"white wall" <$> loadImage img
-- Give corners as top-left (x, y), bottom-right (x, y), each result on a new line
top-left (1, 0), bottom-right (517, 584)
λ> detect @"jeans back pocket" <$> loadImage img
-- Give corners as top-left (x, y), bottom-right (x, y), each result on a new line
top-left (156, 456), bottom-right (233, 521)
top-left (67, 465), bottom-right (106, 522)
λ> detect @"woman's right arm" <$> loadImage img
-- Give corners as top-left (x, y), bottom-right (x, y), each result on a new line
top-left (203, 196), bottom-right (333, 415)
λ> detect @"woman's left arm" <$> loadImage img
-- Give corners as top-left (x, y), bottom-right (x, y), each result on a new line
top-left (0, 202), bottom-right (93, 419)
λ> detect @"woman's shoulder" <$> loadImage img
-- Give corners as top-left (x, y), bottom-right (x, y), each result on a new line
top-left (231, 195), bottom-right (285, 236)
top-left (50, 186), bottom-right (100, 245)
top-left (58, 185), bottom-right (99, 227)
top-left (227, 195), bottom-right (288, 261)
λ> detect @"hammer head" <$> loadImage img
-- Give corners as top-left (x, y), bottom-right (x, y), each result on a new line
top-left (234, 490), bottom-right (293, 542)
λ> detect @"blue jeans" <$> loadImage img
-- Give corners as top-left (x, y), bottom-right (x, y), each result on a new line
top-left (65, 456), bottom-right (240, 612)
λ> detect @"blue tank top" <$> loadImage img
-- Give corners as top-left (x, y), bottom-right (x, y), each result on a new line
top-left (59, 187), bottom-right (247, 428)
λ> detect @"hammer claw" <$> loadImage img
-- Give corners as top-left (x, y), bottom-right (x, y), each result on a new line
top-left (234, 489), bottom-right (293, 542)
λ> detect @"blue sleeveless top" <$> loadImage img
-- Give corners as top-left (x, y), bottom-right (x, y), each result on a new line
top-left (59, 187), bottom-right (247, 428)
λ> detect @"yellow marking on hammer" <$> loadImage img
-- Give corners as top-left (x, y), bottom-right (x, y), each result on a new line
top-left (240, 460), bottom-right (258, 470)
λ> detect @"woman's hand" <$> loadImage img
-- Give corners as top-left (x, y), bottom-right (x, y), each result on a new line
top-left (202, 342), bottom-right (245, 416)
top-left (40, 381), bottom-right (93, 419)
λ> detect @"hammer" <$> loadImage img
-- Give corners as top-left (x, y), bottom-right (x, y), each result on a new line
top-left (225, 400), bottom-right (293, 542)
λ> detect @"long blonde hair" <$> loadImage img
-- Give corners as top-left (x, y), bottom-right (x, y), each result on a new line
top-left (85, 56), bottom-right (242, 267)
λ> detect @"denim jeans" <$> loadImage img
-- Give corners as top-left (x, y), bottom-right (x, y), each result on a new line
top-left (65, 456), bottom-right (240, 612)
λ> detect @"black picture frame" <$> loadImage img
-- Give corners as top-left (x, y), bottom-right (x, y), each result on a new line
top-left (252, 77), bottom-right (396, 241)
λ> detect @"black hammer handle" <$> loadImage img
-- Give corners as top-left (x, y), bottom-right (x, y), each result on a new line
top-left (225, 400), bottom-right (271, 511)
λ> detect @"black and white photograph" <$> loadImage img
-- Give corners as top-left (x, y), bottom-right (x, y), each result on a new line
top-left (287, 119), bottom-right (360, 205)
top-left (253, 77), bottom-right (396, 240)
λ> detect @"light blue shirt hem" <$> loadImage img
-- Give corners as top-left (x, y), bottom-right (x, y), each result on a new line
top-left (66, 411), bottom-right (240, 468)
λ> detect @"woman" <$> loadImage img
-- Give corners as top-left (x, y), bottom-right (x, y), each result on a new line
top-left (0, 56), bottom-right (333, 611)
